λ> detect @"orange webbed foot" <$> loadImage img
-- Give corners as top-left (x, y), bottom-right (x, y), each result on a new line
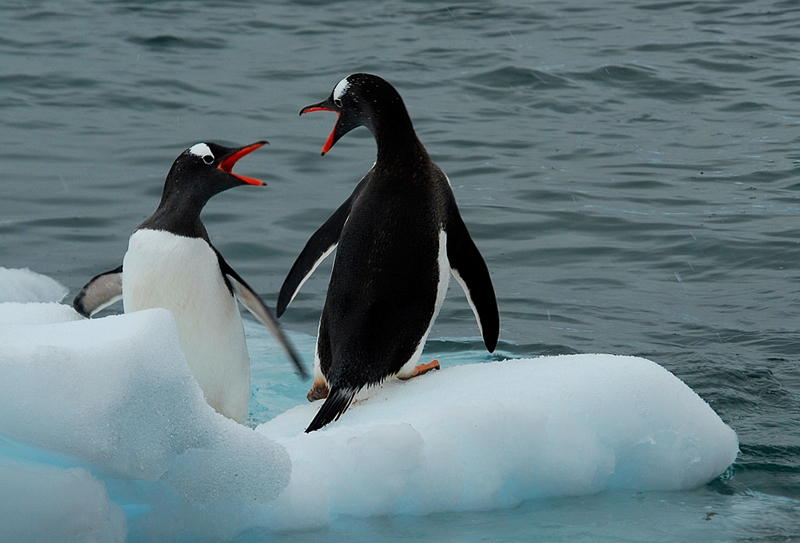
top-left (398, 359), bottom-right (440, 380)
top-left (307, 381), bottom-right (330, 402)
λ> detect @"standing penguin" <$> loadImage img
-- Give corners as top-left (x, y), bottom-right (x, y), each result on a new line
top-left (74, 141), bottom-right (307, 423)
top-left (278, 74), bottom-right (499, 432)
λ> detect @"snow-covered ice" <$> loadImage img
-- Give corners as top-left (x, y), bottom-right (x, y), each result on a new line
top-left (0, 266), bottom-right (68, 304)
top-left (0, 303), bottom-right (290, 543)
top-left (258, 354), bottom-right (738, 525)
top-left (0, 269), bottom-right (738, 542)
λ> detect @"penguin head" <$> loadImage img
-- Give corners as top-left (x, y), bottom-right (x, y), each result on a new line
top-left (300, 73), bottom-right (413, 156)
top-left (162, 141), bottom-right (267, 204)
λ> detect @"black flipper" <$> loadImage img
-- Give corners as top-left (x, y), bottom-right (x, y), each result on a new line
top-left (215, 250), bottom-right (309, 380)
top-left (446, 205), bottom-right (499, 352)
top-left (305, 385), bottom-right (359, 433)
top-left (277, 178), bottom-right (368, 317)
top-left (73, 266), bottom-right (124, 317)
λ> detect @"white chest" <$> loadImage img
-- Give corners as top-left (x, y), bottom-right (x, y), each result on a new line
top-left (122, 229), bottom-right (250, 422)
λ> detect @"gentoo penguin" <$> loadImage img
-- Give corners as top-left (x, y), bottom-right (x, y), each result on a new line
top-left (278, 73), bottom-right (499, 432)
top-left (74, 141), bottom-right (308, 423)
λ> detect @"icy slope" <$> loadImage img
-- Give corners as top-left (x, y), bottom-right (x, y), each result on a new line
top-left (0, 269), bottom-right (738, 542)
top-left (258, 353), bottom-right (738, 525)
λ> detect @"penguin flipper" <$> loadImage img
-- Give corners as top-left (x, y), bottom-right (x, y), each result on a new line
top-left (277, 194), bottom-right (356, 317)
top-left (73, 265), bottom-right (124, 317)
top-left (446, 209), bottom-right (500, 352)
top-left (215, 252), bottom-right (309, 380)
top-left (305, 385), bottom-right (359, 433)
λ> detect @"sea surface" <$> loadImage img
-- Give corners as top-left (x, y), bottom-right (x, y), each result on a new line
top-left (2, 0), bottom-right (800, 541)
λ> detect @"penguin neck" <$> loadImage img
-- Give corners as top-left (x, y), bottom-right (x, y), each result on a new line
top-left (373, 119), bottom-right (429, 174)
top-left (140, 190), bottom-right (210, 240)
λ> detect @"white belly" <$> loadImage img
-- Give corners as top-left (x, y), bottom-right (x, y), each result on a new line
top-left (122, 229), bottom-right (250, 422)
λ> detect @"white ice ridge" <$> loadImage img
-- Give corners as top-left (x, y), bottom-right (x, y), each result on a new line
top-left (0, 303), bottom-right (291, 543)
top-left (258, 355), bottom-right (739, 524)
top-left (0, 266), bottom-right (68, 303)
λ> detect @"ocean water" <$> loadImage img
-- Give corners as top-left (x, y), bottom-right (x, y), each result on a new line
top-left (1, 0), bottom-right (799, 541)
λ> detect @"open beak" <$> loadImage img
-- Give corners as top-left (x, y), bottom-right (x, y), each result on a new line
top-left (300, 98), bottom-right (340, 156)
top-left (219, 141), bottom-right (268, 185)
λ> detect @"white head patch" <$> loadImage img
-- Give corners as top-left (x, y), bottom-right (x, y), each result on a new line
top-left (333, 77), bottom-right (351, 102)
top-left (188, 143), bottom-right (214, 163)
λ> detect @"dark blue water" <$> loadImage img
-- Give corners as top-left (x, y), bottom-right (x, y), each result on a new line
top-left (2, 0), bottom-right (799, 540)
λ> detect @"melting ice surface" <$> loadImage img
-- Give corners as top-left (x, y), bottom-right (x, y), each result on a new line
top-left (0, 269), bottom-right (738, 542)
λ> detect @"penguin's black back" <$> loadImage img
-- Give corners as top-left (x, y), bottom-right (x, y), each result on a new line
top-left (324, 160), bottom-right (451, 384)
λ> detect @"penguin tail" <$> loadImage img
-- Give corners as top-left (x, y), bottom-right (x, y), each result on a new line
top-left (305, 386), bottom-right (359, 433)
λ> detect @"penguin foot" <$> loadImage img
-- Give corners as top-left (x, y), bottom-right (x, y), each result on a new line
top-left (307, 382), bottom-right (330, 402)
top-left (399, 359), bottom-right (440, 380)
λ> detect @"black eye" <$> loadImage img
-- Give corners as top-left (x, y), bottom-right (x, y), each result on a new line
top-left (334, 98), bottom-right (343, 108)
top-left (202, 155), bottom-right (214, 165)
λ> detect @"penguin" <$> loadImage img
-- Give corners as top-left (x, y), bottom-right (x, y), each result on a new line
top-left (74, 141), bottom-right (308, 423)
top-left (278, 74), bottom-right (499, 433)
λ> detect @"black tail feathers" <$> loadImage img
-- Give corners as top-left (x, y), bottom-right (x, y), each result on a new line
top-left (305, 386), bottom-right (359, 433)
